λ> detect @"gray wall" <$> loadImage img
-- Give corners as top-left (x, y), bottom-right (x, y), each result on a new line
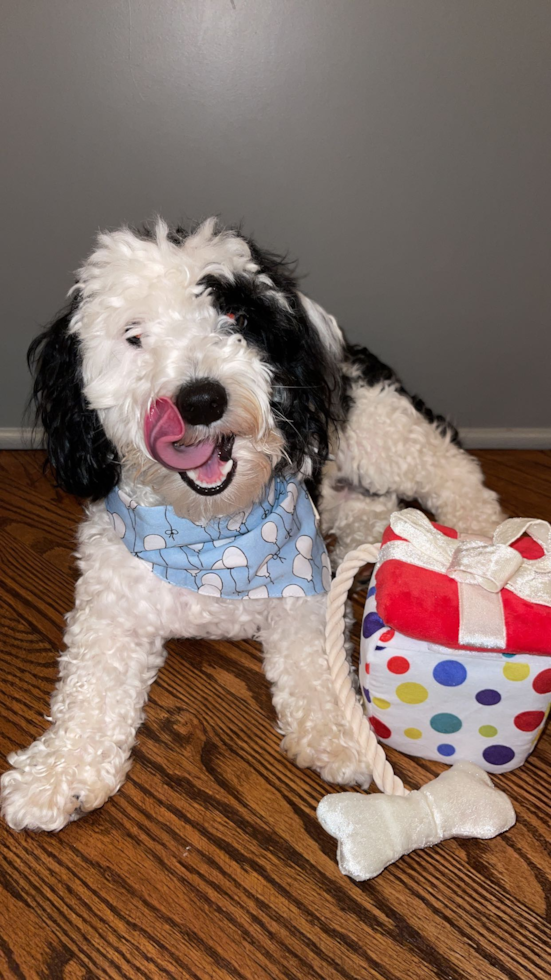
top-left (1, 0), bottom-right (550, 431)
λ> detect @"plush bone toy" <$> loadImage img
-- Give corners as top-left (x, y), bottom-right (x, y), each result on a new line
top-left (315, 513), bottom-right (549, 881)
top-left (317, 761), bottom-right (515, 881)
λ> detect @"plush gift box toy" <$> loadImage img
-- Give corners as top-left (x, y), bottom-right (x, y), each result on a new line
top-left (361, 510), bottom-right (551, 774)
top-left (316, 510), bottom-right (551, 882)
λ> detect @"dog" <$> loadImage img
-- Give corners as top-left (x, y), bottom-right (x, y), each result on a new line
top-left (1, 218), bottom-right (504, 831)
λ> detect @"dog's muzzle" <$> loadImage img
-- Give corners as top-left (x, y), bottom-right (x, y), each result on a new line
top-left (144, 393), bottom-right (237, 495)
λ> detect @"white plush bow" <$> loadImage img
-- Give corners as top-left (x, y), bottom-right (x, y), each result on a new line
top-left (380, 510), bottom-right (551, 605)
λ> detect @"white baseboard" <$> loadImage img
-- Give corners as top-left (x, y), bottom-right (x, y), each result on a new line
top-left (0, 427), bottom-right (43, 449)
top-left (1, 426), bottom-right (550, 451)
top-left (459, 428), bottom-right (551, 449)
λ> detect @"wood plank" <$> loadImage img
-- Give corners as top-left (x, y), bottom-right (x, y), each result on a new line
top-left (0, 450), bottom-right (550, 980)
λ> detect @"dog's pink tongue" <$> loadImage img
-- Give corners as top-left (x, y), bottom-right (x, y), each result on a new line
top-left (144, 397), bottom-right (216, 472)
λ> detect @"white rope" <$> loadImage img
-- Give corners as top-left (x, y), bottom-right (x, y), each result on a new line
top-left (325, 543), bottom-right (409, 797)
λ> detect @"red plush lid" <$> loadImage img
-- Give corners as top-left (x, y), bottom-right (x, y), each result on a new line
top-left (375, 520), bottom-right (551, 654)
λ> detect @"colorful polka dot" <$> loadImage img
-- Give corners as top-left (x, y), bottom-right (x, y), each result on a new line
top-left (433, 660), bottom-right (467, 687)
top-left (503, 663), bottom-right (530, 682)
top-left (363, 611), bottom-right (384, 639)
top-left (514, 710), bottom-right (545, 732)
top-left (380, 629), bottom-right (395, 643)
top-left (396, 682), bottom-right (428, 704)
top-left (483, 745), bottom-right (515, 766)
top-left (475, 689), bottom-right (501, 706)
top-left (364, 662), bottom-right (370, 674)
top-left (370, 717), bottom-right (392, 739)
top-left (430, 713), bottom-right (462, 734)
top-left (363, 687), bottom-right (371, 703)
top-left (367, 586), bottom-right (376, 598)
top-left (533, 668), bottom-right (551, 695)
top-left (404, 728), bottom-right (422, 740)
top-left (387, 656), bottom-right (410, 675)
top-left (437, 744), bottom-right (456, 757)
top-left (372, 697), bottom-right (391, 710)
top-left (479, 725), bottom-right (498, 738)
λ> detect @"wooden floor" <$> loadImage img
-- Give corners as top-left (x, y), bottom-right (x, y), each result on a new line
top-left (1, 450), bottom-right (550, 980)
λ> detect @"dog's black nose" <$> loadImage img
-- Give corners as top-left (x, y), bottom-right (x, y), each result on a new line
top-left (176, 379), bottom-right (228, 426)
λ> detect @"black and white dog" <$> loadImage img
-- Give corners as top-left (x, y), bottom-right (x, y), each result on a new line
top-left (1, 218), bottom-right (503, 831)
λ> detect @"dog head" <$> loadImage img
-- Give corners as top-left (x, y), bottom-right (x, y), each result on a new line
top-left (29, 218), bottom-right (345, 518)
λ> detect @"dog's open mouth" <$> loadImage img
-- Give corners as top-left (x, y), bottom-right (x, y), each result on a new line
top-left (180, 434), bottom-right (236, 496)
top-left (144, 397), bottom-right (237, 496)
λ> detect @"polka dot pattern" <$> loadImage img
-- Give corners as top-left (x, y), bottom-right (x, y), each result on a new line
top-left (533, 668), bottom-right (551, 695)
top-left (478, 725), bottom-right (498, 738)
top-left (387, 656), bottom-right (410, 675)
top-left (396, 682), bottom-right (428, 704)
top-left (483, 745), bottom-right (515, 767)
top-left (514, 711), bottom-right (544, 732)
top-left (372, 697), bottom-right (391, 710)
top-left (430, 713), bottom-right (462, 734)
top-left (370, 717), bottom-right (391, 739)
top-left (475, 689), bottom-right (501, 706)
top-left (360, 574), bottom-right (551, 774)
top-left (433, 660), bottom-right (467, 687)
top-left (503, 662), bottom-right (530, 682)
top-left (363, 612), bottom-right (385, 639)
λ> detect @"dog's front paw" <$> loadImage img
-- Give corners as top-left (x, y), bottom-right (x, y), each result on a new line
top-left (281, 724), bottom-right (372, 790)
top-left (1, 737), bottom-right (131, 832)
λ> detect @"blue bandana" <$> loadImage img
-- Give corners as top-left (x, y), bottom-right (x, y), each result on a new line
top-left (105, 477), bottom-right (331, 599)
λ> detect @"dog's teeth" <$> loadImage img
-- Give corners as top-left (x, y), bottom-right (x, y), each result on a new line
top-left (186, 459), bottom-right (234, 490)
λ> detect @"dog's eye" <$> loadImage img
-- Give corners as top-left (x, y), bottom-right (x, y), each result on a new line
top-left (226, 311), bottom-right (248, 329)
top-left (125, 322), bottom-right (143, 347)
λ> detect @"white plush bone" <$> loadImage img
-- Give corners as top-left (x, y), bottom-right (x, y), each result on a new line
top-left (317, 761), bottom-right (516, 881)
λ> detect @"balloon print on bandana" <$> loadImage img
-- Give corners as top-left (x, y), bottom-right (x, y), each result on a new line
top-left (179, 544), bottom-right (204, 570)
top-left (260, 480), bottom-right (277, 517)
top-left (110, 512), bottom-right (127, 538)
top-left (282, 583), bottom-right (306, 598)
top-left (255, 554), bottom-right (275, 585)
top-left (213, 546), bottom-right (250, 593)
top-left (293, 535), bottom-right (315, 582)
top-left (194, 515), bottom-right (223, 544)
top-left (164, 506), bottom-right (179, 541)
top-left (198, 572), bottom-right (223, 597)
top-left (280, 482), bottom-right (300, 532)
top-left (261, 521), bottom-right (283, 562)
top-left (321, 552), bottom-right (332, 591)
top-left (246, 585), bottom-right (269, 599)
top-left (227, 506), bottom-right (252, 532)
top-left (143, 533), bottom-right (167, 550)
top-left (118, 489), bottom-right (138, 509)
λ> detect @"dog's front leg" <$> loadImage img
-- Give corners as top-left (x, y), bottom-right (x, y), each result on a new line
top-left (260, 596), bottom-right (371, 788)
top-left (1, 515), bottom-right (170, 832)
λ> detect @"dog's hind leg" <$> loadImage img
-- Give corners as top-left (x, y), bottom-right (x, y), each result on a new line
top-left (321, 367), bottom-right (504, 563)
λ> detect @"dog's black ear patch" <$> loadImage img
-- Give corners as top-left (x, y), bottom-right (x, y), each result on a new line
top-left (200, 239), bottom-right (346, 486)
top-left (27, 302), bottom-right (120, 499)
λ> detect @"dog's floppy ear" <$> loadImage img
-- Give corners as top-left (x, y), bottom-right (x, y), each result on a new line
top-left (298, 293), bottom-right (345, 361)
top-left (27, 301), bottom-right (120, 499)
